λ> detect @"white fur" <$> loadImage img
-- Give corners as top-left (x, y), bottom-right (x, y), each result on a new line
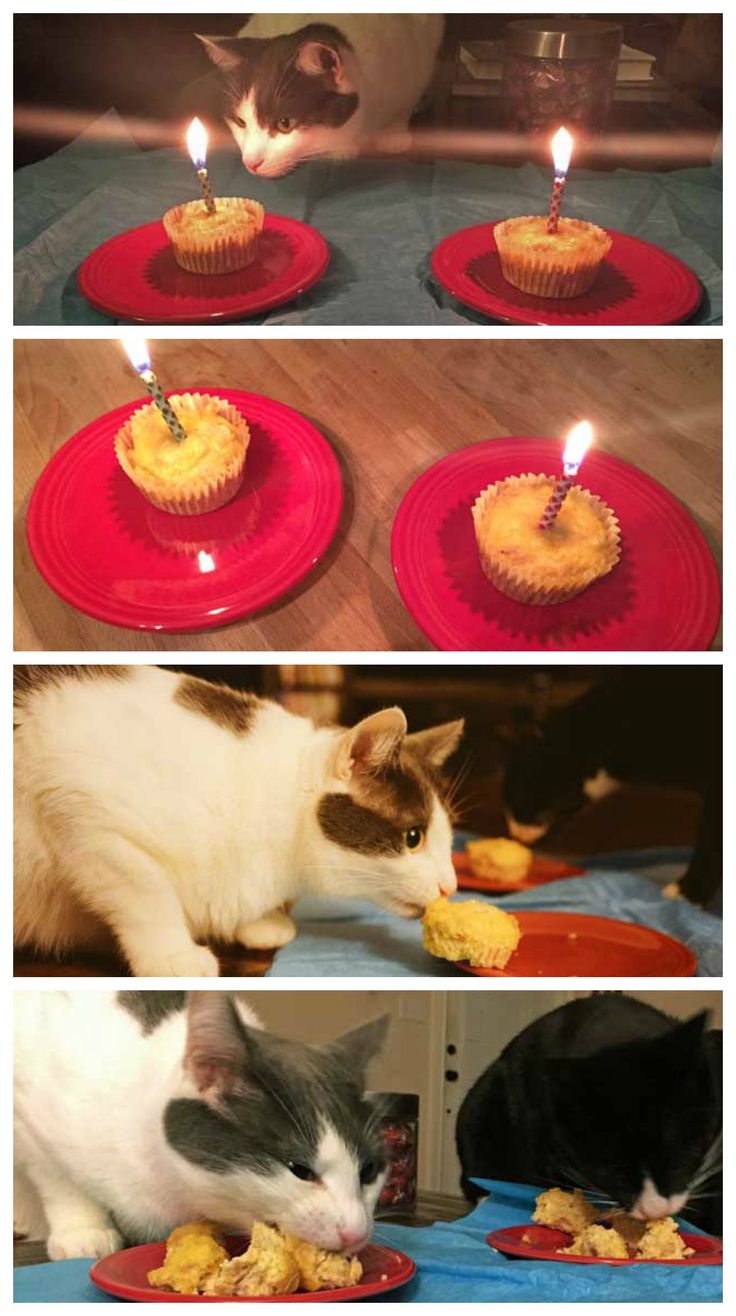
top-left (14, 668), bottom-right (457, 976)
top-left (582, 768), bottom-right (622, 803)
top-left (14, 993), bottom-right (382, 1258)
top-left (630, 1175), bottom-right (688, 1220)
top-left (224, 14), bottom-right (443, 176)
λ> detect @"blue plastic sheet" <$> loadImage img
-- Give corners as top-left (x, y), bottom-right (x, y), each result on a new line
top-left (14, 109), bottom-right (722, 324)
top-left (268, 846), bottom-right (722, 978)
top-left (13, 1179), bottom-right (720, 1303)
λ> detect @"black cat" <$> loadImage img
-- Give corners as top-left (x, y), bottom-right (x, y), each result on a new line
top-left (456, 995), bottom-right (722, 1234)
top-left (501, 669), bottom-right (722, 907)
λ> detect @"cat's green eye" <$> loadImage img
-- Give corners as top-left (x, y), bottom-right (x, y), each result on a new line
top-left (287, 1160), bottom-right (317, 1182)
top-left (277, 116), bottom-right (295, 133)
top-left (405, 826), bottom-right (425, 851)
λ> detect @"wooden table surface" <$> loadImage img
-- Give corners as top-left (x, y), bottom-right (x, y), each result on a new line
top-left (14, 338), bottom-right (722, 652)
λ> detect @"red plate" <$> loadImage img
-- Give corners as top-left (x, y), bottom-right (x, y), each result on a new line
top-left (26, 389), bottom-right (343, 633)
top-left (453, 851), bottom-right (584, 894)
top-left (430, 223), bottom-right (702, 325)
top-left (486, 1224), bottom-right (722, 1266)
top-left (454, 911), bottom-right (696, 977)
top-left (90, 1237), bottom-right (416, 1303)
top-left (391, 438), bottom-right (720, 651)
top-left (78, 215), bottom-right (330, 324)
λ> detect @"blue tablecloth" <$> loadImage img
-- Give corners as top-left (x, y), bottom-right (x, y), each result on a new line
top-left (13, 1179), bottom-right (720, 1303)
top-left (14, 109), bottom-right (722, 324)
top-left (268, 845), bottom-right (722, 978)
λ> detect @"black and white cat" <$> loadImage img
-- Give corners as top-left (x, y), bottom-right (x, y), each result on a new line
top-left (456, 995), bottom-right (723, 1234)
top-left (199, 14), bottom-right (444, 176)
top-left (501, 669), bottom-right (721, 906)
top-left (14, 991), bottom-right (389, 1260)
top-left (14, 666), bottom-right (462, 976)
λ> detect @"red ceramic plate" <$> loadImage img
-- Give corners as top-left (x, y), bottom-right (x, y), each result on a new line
top-left (78, 215), bottom-right (330, 324)
top-left (453, 851), bottom-right (584, 894)
top-left (391, 438), bottom-right (720, 651)
top-left (430, 223), bottom-right (702, 326)
top-left (454, 911), bottom-right (696, 977)
top-left (26, 389), bottom-right (343, 633)
top-left (90, 1237), bottom-right (416, 1302)
top-left (486, 1224), bottom-right (722, 1266)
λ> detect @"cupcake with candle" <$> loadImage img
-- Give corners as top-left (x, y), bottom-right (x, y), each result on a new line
top-left (494, 127), bottom-right (611, 299)
top-left (471, 424), bottom-right (620, 605)
top-left (114, 391), bottom-right (250, 516)
top-left (494, 216), bottom-right (611, 299)
top-left (163, 118), bottom-right (264, 275)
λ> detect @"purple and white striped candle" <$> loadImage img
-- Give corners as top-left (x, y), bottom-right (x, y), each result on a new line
top-left (539, 421), bottom-right (594, 531)
top-left (545, 127), bottom-right (573, 235)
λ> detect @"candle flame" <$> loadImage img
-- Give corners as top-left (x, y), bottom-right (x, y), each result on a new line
top-left (121, 332), bottom-right (151, 375)
top-left (551, 126), bottom-right (574, 177)
top-left (187, 117), bottom-right (208, 169)
top-left (562, 420), bottom-right (593, 473)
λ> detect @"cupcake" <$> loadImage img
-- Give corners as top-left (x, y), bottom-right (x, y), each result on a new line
top-left (422, 897), bottom-right (521, 970)
top-left (472, 473), bottom-right (620, 605)
top-left (494, 216), bottom-right (612, 299)
top-left (114, 392), bottom-right (250, 515)
top-left (162, 197), bottom-right (264, 275)
top-left (466, 837), bottom-right (533, 885)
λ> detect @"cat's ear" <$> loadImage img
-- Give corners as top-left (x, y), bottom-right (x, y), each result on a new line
top-left (405, 719), bottom-right (465, 768)
top-left (333, 708), bottom-right (407, 781)
top-left (295, 40), bottom-right (354, 93)
top-left (197, 34), bottom-right (261, 71)
top-left (326, 1015), bottom-right (390, 1084)
top-left (183, 992), bottom-right (251, 1104)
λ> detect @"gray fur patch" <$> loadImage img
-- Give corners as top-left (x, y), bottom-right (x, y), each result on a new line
top-left (117, 991), bottom-right (187, 1035)
top-left (173, 675), bottom-right (261, 737)
top-left (317, 795), bottom-right (405, 856)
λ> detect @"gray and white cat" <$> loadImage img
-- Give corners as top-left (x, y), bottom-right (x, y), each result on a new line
top-left (199, 14), bottom-right (444, 176)
top-left (14, 991), bottom-right (389, 1260)
top-left (14, 666), bottom-right (462, 977)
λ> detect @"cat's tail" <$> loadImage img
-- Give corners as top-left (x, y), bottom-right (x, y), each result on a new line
top-left (460, 1174), bottom-right (489, 1204)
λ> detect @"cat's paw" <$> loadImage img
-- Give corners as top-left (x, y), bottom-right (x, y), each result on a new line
top-left (237, 910), bottom-right (297, 950)
top-left (47, 1225), bottom-right (122, 1261)
top-left (130, 944), bottom-right (220, 978)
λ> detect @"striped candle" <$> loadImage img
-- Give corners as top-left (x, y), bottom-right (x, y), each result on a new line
top-left (197, 167), bottom-right (216, 215)
top-left (538, 420), bottom-right (593, 531)
top-left (140, 370), bottom-right (187, 444)
top-left (187, 118), bottom-right (216, 215)
top-left (545, 127), bottom-right (574, 235)
top-left (546, 175), bottom-right (566, 234)
top-left (121, 335), bottom-right (187, 444)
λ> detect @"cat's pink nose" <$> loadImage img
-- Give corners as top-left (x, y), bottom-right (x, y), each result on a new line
top-left (338, 1226), bottom-right (366, 1250)
top-left (439, 873), bottom-right (457, 897)
top-left (245, 156), bottom-right (265, 173)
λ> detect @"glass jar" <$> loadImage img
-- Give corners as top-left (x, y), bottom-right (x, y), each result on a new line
top-left (503, 20), bottom-right (622, 137)
top-left (372, 1093), bottom-right (419, 1215)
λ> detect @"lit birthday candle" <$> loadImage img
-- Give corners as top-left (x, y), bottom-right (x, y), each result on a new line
top-left (546, 127), bottom-right (574, 235)
top-left (186, 117), bottom-right (216, 215)
top-left (121, 334), bottom-right (187, 443)
top-left (538, 421), bottom-right (593, 531)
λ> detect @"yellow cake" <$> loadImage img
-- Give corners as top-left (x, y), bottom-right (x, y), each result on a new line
top-left (466, 837), bottom-right (532, 884)
top-left (147, 1221), bottom-right (228, 1295)
top-left (283, 1233), bottom-right (364, 1292)
top-left (635, 1218), bottom-right (694, 1261)
top-left (163, 197), bottom-right (264, 274)
top-left (422, 897), bottom-right (520, 969)
top-left (494, 216), bottom-right (612, 299)
top-left (472, 473), bottom-right (620, 605)
top-left (559, 1224), bottom-right (629, 1259)
top-left (114, 391), bottom-right (250, 515)
top-left (203, 1223), bottom-right (300, 1297)
top-left (533, 1189), bottom-right (597, 1236)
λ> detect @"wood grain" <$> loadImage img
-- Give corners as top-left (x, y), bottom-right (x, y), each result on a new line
top-left (14, 338), bottom-right (722, 651)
